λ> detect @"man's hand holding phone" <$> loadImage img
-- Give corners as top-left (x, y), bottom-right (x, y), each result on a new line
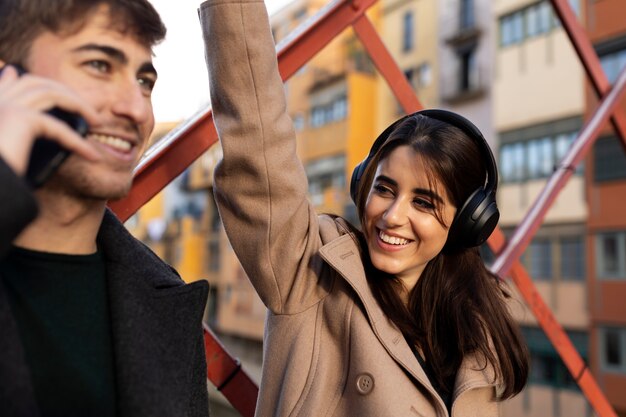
top-left (0, 64), bottom-right (101, 187)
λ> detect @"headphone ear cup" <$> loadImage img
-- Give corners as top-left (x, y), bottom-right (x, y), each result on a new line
top-left (350, 160), bottom-right (367, 204)
top-left (449, 188), bottom-right (500, 248)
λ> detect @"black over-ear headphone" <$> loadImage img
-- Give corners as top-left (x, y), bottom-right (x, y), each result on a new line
top-left (349, 109), bottom-right (499, 248)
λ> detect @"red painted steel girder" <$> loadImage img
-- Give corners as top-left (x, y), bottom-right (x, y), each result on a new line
top-left (352, 15), bottom-right (423, 113)
top-left (203, 324), bottom-right (258, 417)
top-left (550, 0), bottom-right (626, 149)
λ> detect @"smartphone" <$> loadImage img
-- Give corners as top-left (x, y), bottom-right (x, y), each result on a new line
top-left (0, 64), bottom-right (89, 188)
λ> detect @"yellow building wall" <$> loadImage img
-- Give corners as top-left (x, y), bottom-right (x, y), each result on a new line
top-left (376, 0), bottom-right (439, 132)
top-left (173, 217), bottom-right (205, 284)
top-left (346, 72), bottom-right (378, 178)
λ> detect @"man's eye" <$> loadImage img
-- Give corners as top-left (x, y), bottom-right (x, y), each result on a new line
top-left (138, 76), bottom-right (156, 93)
top-left (86, 60), bottom-right (111, 73)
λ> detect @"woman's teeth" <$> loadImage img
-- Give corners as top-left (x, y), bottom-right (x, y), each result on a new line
top-left (89, 134), bottom-right (131, 152)
top-left (379, 230), bottom-right (409, 245)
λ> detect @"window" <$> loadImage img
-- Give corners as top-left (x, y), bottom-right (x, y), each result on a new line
top-left (523, 326), bottom-right (588, 389)
top-left (208, 237), bottom-right (220, 272)
top-left (306, 155), bottom-right (346, 208)
top-left (293, 113), bottom-right (305, 131)
top-left (460, 0), bottom-right (475, 30)
top-left (599, 327), bottom-right (626, 374)
top-left (526, 3), bottom-right (540, 38)
top-left (417, 63), bottom-right (432, 87)
top-left (402, 11), bottom-right (414, 52)
top-left (596, 232), bottom-right (626, 279)
top-left (560, 237), bottom-right (585, 281)
top-left (527, 239), bottom-right (552, 280)
top-left (499, 0), bottom-right (574, 47)
top-left (309, 95), bottom-right (348, 128)
top-left (594, 136), bottom-right (626, 182)
top-left (458, 48), bottom-right (478, 92)
top-left (500, 142), bottom-right (525, 182)
top-left (500, 125), bottom-right (582, 183)
top-left (600, 48), bottom-right (626, 84)
top-left (526, 137), bottom-right (553, 179)
top-left (500, 11), bottom-right (524, 46)
top-left (538, 1), bottom-right (553, 33)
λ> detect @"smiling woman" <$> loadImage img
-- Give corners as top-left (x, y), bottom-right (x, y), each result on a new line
top-left (200, 0), bottom-right (529, 416)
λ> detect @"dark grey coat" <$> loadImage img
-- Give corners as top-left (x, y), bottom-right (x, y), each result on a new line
top-left (0, 158), bottom-right (210, 417)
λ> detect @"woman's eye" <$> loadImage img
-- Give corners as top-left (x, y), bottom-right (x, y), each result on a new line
top-left (373, 184), bottom-right (393, 195)
top-left (413, 198), bottom-right (435, 210)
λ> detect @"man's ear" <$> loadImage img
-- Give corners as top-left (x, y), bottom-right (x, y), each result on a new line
top-left (0, 59), bottom-right (6, 68)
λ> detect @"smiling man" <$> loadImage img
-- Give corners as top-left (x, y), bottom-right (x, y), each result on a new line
top-left (0, 1), bottom-right (209, 416)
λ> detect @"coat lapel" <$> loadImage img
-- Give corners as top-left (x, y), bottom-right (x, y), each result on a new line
top-left (98, 211), bottom-right (208, 417)
top-left (319, 235), bottom-right (436, 393)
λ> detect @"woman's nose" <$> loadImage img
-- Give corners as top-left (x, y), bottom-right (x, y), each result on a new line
top-left (382, 198), bottom-right (408, 226)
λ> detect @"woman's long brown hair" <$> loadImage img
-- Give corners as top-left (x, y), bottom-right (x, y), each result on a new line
top-left (352, 114), bottom-right (529, 399)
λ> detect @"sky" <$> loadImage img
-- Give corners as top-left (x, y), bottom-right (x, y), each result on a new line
top-left (149, 0), bottom-right (295, 123)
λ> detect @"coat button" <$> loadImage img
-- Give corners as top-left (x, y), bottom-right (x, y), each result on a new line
top-left (356, 373), bottom-right (374, 395)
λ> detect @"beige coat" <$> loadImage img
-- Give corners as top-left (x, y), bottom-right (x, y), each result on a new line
top-left (200, 1), bottom-right (501, 416)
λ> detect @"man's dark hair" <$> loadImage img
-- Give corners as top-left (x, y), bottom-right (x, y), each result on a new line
top-left (0, 0), bottom-right (166, 64)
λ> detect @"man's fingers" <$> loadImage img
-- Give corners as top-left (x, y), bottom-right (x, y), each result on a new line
top-left (1, 73), bottom-right (100, 126)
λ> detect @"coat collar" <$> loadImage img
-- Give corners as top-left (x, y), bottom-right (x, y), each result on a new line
top-left (96, 210), bottom-right (210, 416)
top-left (318, 235), bottom-right (444, 405)
top-left (319, 233), bottom-right (497, 414)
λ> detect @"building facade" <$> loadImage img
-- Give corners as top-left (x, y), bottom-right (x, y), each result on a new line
top-left (493, 0), bottom-right (592, 416)
top-left (585, 0), bottom-right (626, 415)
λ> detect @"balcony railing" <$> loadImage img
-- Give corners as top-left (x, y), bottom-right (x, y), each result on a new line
top-left (441, 64), bottom-right (488, 103)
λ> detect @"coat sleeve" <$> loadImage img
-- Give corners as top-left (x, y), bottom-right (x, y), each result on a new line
top-left (0, 157), bottom-right (38, 258)
top-left (199, 0), bottom-right (332, 314)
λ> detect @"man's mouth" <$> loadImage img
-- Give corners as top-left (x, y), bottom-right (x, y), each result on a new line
top-left (88, 133), bottom-right (133, 153)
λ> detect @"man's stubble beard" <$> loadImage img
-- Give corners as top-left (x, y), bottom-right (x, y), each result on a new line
top-left (44, 156), bottom-right (134, 203)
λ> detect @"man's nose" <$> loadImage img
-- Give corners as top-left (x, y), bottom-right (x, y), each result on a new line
top-left (111, 80), bottom-right (152, 125)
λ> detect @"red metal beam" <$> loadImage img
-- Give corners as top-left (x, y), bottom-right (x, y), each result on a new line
top-left (550, 0), bottom-right (626, 149)
top-left (352, 14), bottom-right (423, 113)
top-left (203, 324), bottom-right (258, 417)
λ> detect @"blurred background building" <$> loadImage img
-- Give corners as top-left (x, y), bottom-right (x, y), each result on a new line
top-left (131, 0), bottom-right (626, 415)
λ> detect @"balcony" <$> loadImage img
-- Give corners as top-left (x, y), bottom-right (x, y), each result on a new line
top-left (442, 0), bottom-right (485, 47)
top-left (441, 62), bottom-right (487, 104)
